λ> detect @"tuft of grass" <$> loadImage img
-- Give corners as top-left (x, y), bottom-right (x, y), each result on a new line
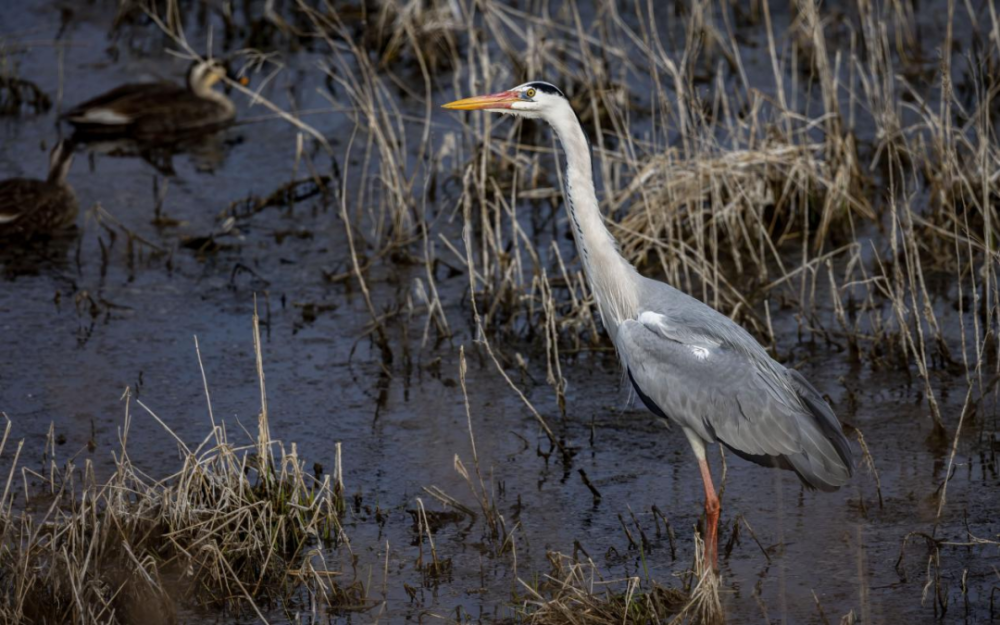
top-left (668, 534), bottom-right (724, 625)
top-left (510, 551), bottom-right (693, 625)
top-left (0, 312), bottom-right (366, 622)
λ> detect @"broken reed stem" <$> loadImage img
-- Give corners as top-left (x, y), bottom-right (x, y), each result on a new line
top-left (337, 125), bottom-right (383, 334)
top-left (415, 497), bottom-right (440, 574)
top-left (932, 379), bottom-right (978, 535)
top-left (253, 295), bottom-right (270, 474)
top-left (194, 335), bottom-right (218, 436)
top-left (855, 428), bottom-right (884, 509)
top-left (458, 346), bottom-right (481, 474)
top-left (335, 441), bottom-right (344, 499)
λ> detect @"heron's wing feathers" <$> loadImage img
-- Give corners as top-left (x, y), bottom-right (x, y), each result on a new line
top-left (636, 279), bottom-right (781, 366)
top-left (617, 312), bottom-right (852, 490)
top-left (619, 313), bottom-right (802, 457)
top-left (786, 368), bottom-right (854, 472)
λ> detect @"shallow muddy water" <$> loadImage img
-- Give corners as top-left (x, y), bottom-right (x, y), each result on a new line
top-left (1, 0), bottom-right (998, 623)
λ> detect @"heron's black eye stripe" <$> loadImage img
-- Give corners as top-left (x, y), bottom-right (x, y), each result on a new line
top-left (525, 81), bottom-right (565, 97)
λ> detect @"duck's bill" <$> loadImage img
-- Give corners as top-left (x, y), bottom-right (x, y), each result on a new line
top-left (442, 91), bottom-right (519, 110)
top-left (228, 72), bottom-right (250, 86)
top-left (222, 62), bottom-right (250, 86)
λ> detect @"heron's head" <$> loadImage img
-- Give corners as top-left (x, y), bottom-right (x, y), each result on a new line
top-left (442, 81), bottom-right (570, 122)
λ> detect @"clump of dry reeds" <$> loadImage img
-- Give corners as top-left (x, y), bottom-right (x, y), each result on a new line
top-left (508, 531), bottom-right (729, 625)
top-left (512, 551), bottom-right (692, 625)
top-left (668, 534), bottom-right (724, 625)
top-left (0, 312), bottom-right (364, 623)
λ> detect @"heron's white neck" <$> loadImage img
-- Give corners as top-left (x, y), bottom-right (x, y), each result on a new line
top-left (547, 107), bottom-right (639, 338)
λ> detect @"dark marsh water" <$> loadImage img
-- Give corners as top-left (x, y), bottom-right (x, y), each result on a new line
top-left (1, 0), bottom-right (998, 622)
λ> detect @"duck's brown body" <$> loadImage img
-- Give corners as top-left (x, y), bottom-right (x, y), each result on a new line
top-left (62, 60), bottom-right (239, 140)
top-left (0, 141), bottom-right (77, 240)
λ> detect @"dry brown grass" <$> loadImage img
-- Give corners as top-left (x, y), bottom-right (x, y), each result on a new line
top-left (511, 536), bottom-right (725, 625)
top-left (0, 310), bottom-right (365, 623)
top-left (513, 551), bottom-right (689, 625)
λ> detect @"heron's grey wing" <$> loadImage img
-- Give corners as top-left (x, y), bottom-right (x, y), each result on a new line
top-left (617, 313), bottom-right (852, 491)
top-left (636, 277), bottom-right (784, 370)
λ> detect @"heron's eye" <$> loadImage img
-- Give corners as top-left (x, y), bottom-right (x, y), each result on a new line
top-left (526, 88), bottom-right (536, 99)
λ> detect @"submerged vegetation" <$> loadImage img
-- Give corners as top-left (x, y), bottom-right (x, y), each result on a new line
top-left (1, 0), bottom-right (998, 621)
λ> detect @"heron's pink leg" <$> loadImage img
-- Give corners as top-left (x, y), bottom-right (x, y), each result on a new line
top-left (698, 457), bottom-right (720, 572)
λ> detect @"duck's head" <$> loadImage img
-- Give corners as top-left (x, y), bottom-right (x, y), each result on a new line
top-left (187, 59), bottom-right (249, 96)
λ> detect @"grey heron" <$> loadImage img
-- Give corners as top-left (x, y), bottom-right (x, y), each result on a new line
top-left (444, 82), bottom-right (854, 571)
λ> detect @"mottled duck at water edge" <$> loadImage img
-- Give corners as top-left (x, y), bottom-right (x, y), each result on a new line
top-left (0, 140), bottom-right (77, 240)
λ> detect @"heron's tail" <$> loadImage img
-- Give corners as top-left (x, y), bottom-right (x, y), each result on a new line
top-left (721, 370), bottom-right (854, 491)
top-left (783, 369), bottom-right (854, 491)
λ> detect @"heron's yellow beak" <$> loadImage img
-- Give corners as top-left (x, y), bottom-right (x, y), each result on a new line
top-left (442, 90), bottom-right (520, 110)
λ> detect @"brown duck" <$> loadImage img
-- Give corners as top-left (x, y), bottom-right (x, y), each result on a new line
top-left (0, 140), bottom-right (77, 239)
top-left (62, 59), bottom-right (246, 139)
